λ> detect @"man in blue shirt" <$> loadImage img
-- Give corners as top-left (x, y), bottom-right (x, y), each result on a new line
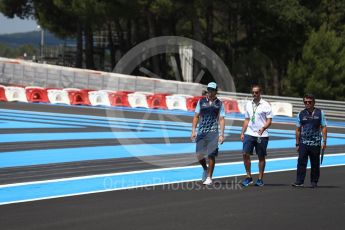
top-left (191, 82), bottom-right (225, 185)
top-left (293, 94), bottom-right (327, 188)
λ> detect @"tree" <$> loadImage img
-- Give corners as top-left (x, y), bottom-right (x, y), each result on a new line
top-left (285, 25), bottom-right (345, 100)
top-left (233, 0), bottom-right (310, 95)
top-left (0, 43), bottom-right (37, 59)
top-left (1, 0), bottom-right (344, 99)
top-left (0, 0), bottom-right (34, 19)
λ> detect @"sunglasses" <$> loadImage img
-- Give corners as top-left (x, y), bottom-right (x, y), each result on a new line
top-left (252, 91), bottom-right (260, 95)
top-left (304, 100), bottom-right (314, 104)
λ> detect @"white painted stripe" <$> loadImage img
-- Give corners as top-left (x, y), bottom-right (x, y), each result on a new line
top-left (0, 153), bottom-right (344, 189)
top-left (1, 163), bottom-right (344, 206)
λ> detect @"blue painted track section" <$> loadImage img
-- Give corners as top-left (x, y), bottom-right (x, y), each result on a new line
top-left (1, 154), bottom-right (345, 205)
top-left (0, 108), bottom-right (344, 168)
top-left (0, 105), bottom-right (344, 205)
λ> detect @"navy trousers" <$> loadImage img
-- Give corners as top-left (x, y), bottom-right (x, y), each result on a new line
top-left (296, 144), bottom-right (321, 183)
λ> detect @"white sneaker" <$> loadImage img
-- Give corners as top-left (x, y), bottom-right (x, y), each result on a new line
top-left (202, 170), bottom-right (208, 182)
top-left (203, 177), bottom-right (213, 185)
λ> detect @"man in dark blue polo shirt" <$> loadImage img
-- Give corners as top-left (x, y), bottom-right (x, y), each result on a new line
top-left (191, 82), bottom-right (225, 185)
top-left (293, 94), bottom-right (327, 188)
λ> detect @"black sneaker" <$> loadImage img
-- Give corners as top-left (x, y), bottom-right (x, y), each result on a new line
top-left (292, 182), bottom-right (304, 187)
top-left (311, 182), bottom-right (318, 188)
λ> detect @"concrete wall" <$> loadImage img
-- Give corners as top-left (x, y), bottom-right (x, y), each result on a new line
top-left (0, 57), bottom-right (203, 95)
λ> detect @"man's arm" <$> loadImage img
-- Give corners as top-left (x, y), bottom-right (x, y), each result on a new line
top-left (218, 102), bottom-right (226, 144)
top-left (258, 104), bottom-right (273, 135)
top-left (258, 118), bottom-right (272, 135)
top-left (321, 111), bottom-right (327, 150)
top-left (295, 111), bottom-right (302, 152)
top-left (321, 125), bottom-right (327, 150)
top-left (241, 101), bottom-right (250, 141)
top-left (218, 116), bottom-right (225, 144)
top-left (296, 127), bottom-right (301, 152)
top-left (191, 100), bottom-right (201, 141)
top-left (191, 113), bottom-right (199, 141)
top-left (241, 118), bottom-right (250, 142)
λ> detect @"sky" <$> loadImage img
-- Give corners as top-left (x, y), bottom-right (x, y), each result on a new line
top-left (0, 13), bottom-right (38, 35)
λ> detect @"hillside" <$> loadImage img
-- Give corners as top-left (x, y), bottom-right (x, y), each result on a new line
top-left (0, 31), bottom-right (65, 47)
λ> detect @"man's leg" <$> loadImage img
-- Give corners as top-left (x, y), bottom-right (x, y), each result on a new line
top-left (205, 133), bottom-right (218, 181)
top-left (208, 156), bottom-right (216, 178)
top-left (196, 135), bottom-right (208, 182)
top-left (242, 135), bottom-right (254, 178)
top-left (296, 145), bottom-right (308, 184)
top-left (199, 157), bottom-right (208, 171)
top-left (258, 156), bottom-right (266, 180)
top-left (241, 135), bottom-right (254, 186)
top-left (241, 153), bottom-right (254, 186)
top-left (309, 146), bottom-right (321, 185)
top-left (243, 153), bottom-right (252, 178)
top-left (256, 137), bottom-right (268, 180)
top-left (196, 134), bottom-right (207, 169)
top-left (207, 132), bottom-right (219, 178)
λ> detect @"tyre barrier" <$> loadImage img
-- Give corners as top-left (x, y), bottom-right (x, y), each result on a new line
top-left (47, 88), bottom-right (70, 105)
top-left (0, 85), bottom-right (7, 101)
top-left (127, 92), bottom-right (152, 108)
top-left (88, 90), bottom-right (114, 106)
top-left (4, 86), bottom-right (27, 102)
top-left (147, 93), bottom-right (170, 109)
top-left (271, 101), bottom-right (293, 117)
top-left (25, 86), bottom-right (49, 103)
top-left (108, 91), bottom-right (132, 107)
top-left (64, 88), bottom-right (92, 106)
top-left (1, 85), bottom-right (296, 116)
top-left (219, 97), bottom-right (241, 113)
top-left (186, 96), bottom-right (204, 111)
top-left (166, 94), bottom-right (192, 111)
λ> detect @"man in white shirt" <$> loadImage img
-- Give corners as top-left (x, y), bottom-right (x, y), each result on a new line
top-left (240, 85), bottom-right (272, 186)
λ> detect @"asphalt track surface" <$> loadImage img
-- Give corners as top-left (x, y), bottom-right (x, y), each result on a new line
top-left (0, 102), bottom-right (344, 229)
top-left (1, 167), bottom-right (345, 230)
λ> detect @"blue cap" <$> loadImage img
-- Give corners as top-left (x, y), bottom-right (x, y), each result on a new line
top-left (207, 82), bottom-right (217, 89)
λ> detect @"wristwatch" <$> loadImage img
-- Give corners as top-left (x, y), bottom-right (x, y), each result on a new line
top-left (295, 143), bottom-right (299, 146)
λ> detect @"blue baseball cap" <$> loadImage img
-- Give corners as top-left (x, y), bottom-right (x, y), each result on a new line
top-left (207, 82), bottom-right (217, 90)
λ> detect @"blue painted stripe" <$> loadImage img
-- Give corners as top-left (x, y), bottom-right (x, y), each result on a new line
top-left (0, 109), bottom-right (198, 132)
top-left (0, 117), bottom-right (295, 139)
top-left (0, 112), bottom-right (189, 130)
top-left (226, 113), bottom-right (345, 127)
top-left (0, 130), bottom-right (190, 143)
top-left (328, 133), bottom-right (345, 138)
top-left (0, 121), bottom-right (82, 129)
top-left (47, 103), bottom-right (196, 116)
top-left (1, 138), bottom-right (344, 168)
top-left (0, 128), bottom-right (296, 143)
top-left (0, 115), bottom-right (157, 131)
top-left (0, 108), bottom-right (193, 127)
top-left (0, 154), bottom-right (344, 205)
top-left (3, 103), bottom-right (345, 127)
top-left (1, 109), bottom-right (341, 138)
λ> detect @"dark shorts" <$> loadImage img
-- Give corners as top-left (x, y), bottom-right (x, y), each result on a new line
top-left (196, 132), bottom-right (219, 158)
top-left (242, 134), bottom-right (269, 157)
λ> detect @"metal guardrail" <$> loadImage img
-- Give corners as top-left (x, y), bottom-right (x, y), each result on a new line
top-left (219, 91), bottom-right (345, 121)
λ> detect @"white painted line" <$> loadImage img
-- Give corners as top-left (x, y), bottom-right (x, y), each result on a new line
top-left (1, 153), bottom-right (344, 189)
top-left (1, 163), bottom-right (344, 206)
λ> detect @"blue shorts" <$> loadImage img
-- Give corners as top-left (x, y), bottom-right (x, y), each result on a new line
top-left (196, 132), bottom-right (219, 158)
top-left (242, 134), bottom-right (269, 157)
